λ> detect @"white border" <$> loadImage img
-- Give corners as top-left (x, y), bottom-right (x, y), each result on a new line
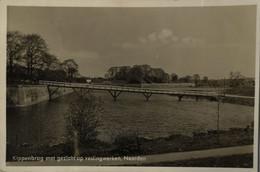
top-left (0, 0), bottom-right (259, 7)
top-left (0, 0), bottom-right (259, 172)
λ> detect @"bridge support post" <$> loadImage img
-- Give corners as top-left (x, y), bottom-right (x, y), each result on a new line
top-left (72, 88), bottom-right (90, 99)
top-left (143, 93), bottom-right (153, 101)
top-left (108, 90), bottom-right (122, 102)
top-left (178, 95), bottom-right (183, 101)
top-left (47, 86), bottom-right (60, 100)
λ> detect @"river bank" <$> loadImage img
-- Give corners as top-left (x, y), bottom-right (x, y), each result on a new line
top-left (142, 84), bottom-right (255, 106)
top-left (222, 96), bottom-right (254, 106)
top-left (143, 153), bottom-right (253, 167)
top-left (6, 126), bottom-right (253, 161)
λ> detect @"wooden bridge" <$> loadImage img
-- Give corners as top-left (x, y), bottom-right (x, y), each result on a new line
top-left (39, 80), bottom-right (223, 102)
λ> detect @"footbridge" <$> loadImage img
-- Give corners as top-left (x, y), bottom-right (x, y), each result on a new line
top-left (39, 80), bottom-right (223, 102)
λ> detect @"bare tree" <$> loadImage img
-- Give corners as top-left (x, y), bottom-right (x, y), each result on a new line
top-left (192, 74), bottom-right (200, 86)
top-left (39, 52), bottom-right (61, 71)
top-left (22, 34), bottom-right (48, 82)
top-left (63, 59), bottom-right (79, 81)
top-left (229, 71), bottom-right (245, 87)
top-left (7, 31), bottom-right (24, 83)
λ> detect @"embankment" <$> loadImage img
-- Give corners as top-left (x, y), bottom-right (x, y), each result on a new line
top-left (7, 85), bottom-right (73, 107)
top-left (178, 95), bottom-right (254, 106)
top-left (143, 84), bottom-right (254, 106)
top-left (142, 83), bottom-right (195, 88)
top-left (222, 96), bottom-right (254, 106)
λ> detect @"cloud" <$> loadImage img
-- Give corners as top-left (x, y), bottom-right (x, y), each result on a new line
top-left (148, 32), bottom-right (157, 41)
top-left (112, 29), bottom-right (205, 51)
top-left (158, 28), bottom-right (173, 40)
top-left (138, 37), bottom-right (148, 43)
top-left (181, 37), bottom-right (192, 43)
top-left (112, 41), bottom-right (138, 49)
top-left (171, 36), bottom-right (179, 42)
top-left (148, 28), bottom-right (174, 44)
top-left (121, 42), bottom-right (135, 48)
top-left (180, 37), bottom-right (205, 44)
top-left (191, 38), bottom-right (204, 43)
top-left (140, 28), bottom-right (178, 44)
top-left (138, 28), bottom-right (205, 46)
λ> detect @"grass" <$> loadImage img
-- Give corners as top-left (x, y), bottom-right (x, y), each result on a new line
top-left (138, 127), bottom-right (253, 155)
top-left (7, 127), bottom-right (253, 161)
top-left (225, 87), bottom-right (255, 97)
top-left (223, 97), bottom-right (254, 106)
top-left (143, 153), bottom-right (253, 167)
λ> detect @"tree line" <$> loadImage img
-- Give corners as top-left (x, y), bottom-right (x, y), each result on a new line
top-left (7, 31), bottom-right (80, 85)
top-left (105, 64), bottom-right (207, 85)
top-left (105, 65), bottom-right (254, 88)
top-left (105, 65), bottom-right (170, 83)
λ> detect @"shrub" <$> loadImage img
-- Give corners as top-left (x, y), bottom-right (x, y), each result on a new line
top-left (113, 131), bottom-right (142, 156)
top-left (167, 133), bottom-right (183, 140)
top-left (66, 92), bottom-right (103, 147)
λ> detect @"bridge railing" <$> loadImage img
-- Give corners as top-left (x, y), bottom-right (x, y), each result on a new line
top-left (39, 80), bottom-right (218, 97)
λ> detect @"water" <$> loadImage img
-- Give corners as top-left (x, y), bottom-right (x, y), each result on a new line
top-left (7, 91), bottom-right (254, 146)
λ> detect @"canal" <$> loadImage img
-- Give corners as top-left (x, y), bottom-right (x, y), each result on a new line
top-left (7, 91), bottom-right (254, 147)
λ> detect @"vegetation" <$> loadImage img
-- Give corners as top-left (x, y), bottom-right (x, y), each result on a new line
top-left (105, 65), bottom-right (211, 85)
top-left (105, 64), bottom-right (170, 83)
top-left (139, 127), bottom-right (253, 155)
top-left (7, 31), bottom-right (24, 84)
top-left (63, 59), bottom-right (79, 82)
top-left (143, 153), bottom-right (253, 167)
top-left (105, 64), bottom-right (254, 90)
top-left (66, 92), bottom-right (103, 148)
top-left (6, 127), bottom-right (253, 162)
top-left (7, 31), bottom-right (83, 85)
top-left (112, 130), bottom-right (142, 156)
top-left (170, 73), bottom-right (178, 82)
top-left (225, 87), bottom-right (255, 97)
top-left (23, 34), bottom-right (48, 82)
top-left (223, 96), bottom-right (254, 106)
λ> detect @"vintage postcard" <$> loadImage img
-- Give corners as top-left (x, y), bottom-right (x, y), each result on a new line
top-left (0, 0), bottom-right (259, 172)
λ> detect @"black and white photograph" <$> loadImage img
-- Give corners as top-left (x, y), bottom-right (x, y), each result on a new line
top-left (0, 0), bottom-right (259, 171)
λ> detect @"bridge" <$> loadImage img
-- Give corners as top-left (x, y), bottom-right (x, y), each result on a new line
top-left (39, 80), bottom-right (223, 102)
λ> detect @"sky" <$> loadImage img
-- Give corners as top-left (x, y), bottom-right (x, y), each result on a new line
top-left (7, 6), bottom-right (257, 79)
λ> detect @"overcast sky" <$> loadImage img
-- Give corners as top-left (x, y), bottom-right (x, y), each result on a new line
top-left (7, 6), bottom-right (256, 79)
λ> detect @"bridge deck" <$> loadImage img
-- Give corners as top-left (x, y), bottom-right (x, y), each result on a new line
top-left (39, 80), bottom-right (220, 98)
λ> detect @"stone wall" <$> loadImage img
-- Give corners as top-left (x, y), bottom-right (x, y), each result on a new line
top-left (7, 85), bottom-right (73, 107)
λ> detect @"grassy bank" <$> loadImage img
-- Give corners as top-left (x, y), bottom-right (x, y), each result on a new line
top-left (7, 127), bottom-right (253, 161)
top-left (225, 87), bottom-right (255, 97)
top-left (138, 127), bottom-right (253, 156)
top-left (173, 95), bottom-right (254, 106)
top-left (222, 97), bottom-right (254, 106)
top-left (143, 153), bottom-right (253, 167)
